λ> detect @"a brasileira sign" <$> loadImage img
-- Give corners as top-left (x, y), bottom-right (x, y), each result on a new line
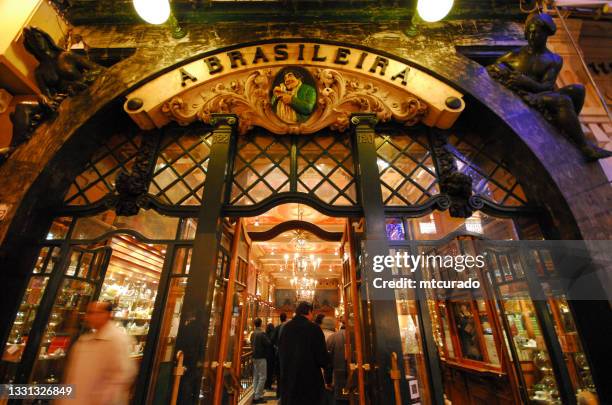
top-left (124, 41), bottom-right (465, 135)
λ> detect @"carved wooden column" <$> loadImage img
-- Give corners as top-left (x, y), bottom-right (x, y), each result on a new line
top-left (174, 115), bottom-right (237, 404)
top-left (351, 113), bottom-right (410, 405)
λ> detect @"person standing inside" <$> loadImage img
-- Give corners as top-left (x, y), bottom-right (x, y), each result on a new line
top-left (321, 317), bottom-right (335, 341)
top-left (320, 317), bottom-right (336, 405)
top-left (57, 301), bottom-right (136, 405)
top-left (278, 302), bottom-right (330, 405)
top-left (251, 318), bottom-right (270, 404)
top-left (264, 322), bottom-right (275, 390)
top-left (272, 312), bottom-right (288, 399)
top-left (327, 323), bottom-right (349, 404)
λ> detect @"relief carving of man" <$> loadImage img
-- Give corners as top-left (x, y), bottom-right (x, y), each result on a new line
top-left (271, 70), bottom-right (316, 124)
top-left (487, 13), bottom-right (611, 160)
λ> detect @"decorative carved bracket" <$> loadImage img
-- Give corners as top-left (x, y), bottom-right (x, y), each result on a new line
top-left (431, 129), bottom-right (474, 218)
top-left (161, 67), bottom-right (427, 135)
top-left (110, 135), bottom-right (158, 216)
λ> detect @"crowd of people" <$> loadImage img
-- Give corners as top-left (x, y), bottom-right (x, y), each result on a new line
top-left (53, 300), bottom-right (348, 405)
top-left (250, 301), bottom-right (349, 405)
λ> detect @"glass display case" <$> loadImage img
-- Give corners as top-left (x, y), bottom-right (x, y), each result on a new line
top-left (29, 245), bottom-right (110, 385)
top-left (0, 247), bottom-right (58, 382)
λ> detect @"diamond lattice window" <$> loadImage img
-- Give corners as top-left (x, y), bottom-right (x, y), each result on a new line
top-left (295, 135), bottom-right (357, 206)
top-left (231, 135), bottom-right (292, 205)
top-left (64, 132), bottom-right (142, 206)
top-left (448, 132), bottom-right (527, 206)
top-left (376, 132), bottom-right (439, 206)
top-left (149, 129), bottom-right (213, 206)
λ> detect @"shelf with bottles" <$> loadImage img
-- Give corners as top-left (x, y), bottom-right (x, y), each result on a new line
top-left (3, 276), bottom-right (51, 366)
top-left (503, 300), bottom-right (542, 362)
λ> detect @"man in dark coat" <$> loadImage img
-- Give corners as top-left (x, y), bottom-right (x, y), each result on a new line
top-left (279, 301), bottom-right (330, 405)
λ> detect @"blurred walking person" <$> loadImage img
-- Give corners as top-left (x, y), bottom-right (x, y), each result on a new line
top-left (57, 301), bottom-right (136, 405)
top-left (251, 318), bottom-right (271, 403)
top-left (279, 302), bottom-right (329, 405)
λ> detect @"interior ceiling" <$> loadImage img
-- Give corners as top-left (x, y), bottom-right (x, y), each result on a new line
top-left (244, 203), bottom-right (345, 232)
top-left (247, 203), bottom-right (344, 284)
top-left (52, 0), bottom-right (522, 25)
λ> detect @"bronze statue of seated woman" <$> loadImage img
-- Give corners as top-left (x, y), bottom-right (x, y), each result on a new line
top-left (487, 13), bottom-right (611, 161)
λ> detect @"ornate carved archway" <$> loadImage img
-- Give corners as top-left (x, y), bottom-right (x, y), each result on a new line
top-left (0, 34), bottom-right (610, 405)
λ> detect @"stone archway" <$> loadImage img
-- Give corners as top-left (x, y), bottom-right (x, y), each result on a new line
top-left (0, 37), bottom-right (609, 245)
top-left (0, 36), bottom-right (610, 401)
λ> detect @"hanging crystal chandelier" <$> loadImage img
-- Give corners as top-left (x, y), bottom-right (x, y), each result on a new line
top-left (283, 216), bottom-right (320, 302)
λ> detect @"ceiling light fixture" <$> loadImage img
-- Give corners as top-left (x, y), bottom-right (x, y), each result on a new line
top-left (417, 0), bottom-right (454, 23)
top-left (133, 0), bottom-right (170, 24)
top-left (132, 0), bottom-right (186, 39)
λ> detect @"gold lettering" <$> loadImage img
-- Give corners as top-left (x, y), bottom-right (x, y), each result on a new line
top-left (334, 47), bottom-right (351, 65)
top-left (204, 56), bottom-right (223, 74)
top-left (312, 44), bottom-right (327, 62)
top-left (252, 47), bottom-right (269, 64)
top-left (390, 67), bottom-right (410, 86)
top-left (369, 56), bottom-right (389, 76)
top-left (179, 68), bottom-right (198, 87)
top-left (227, 50), bottom-right (247, 68)
top-left (274, 44), bottom-right (289, 61)
top-left (356, 52), bottom-right (368, 69)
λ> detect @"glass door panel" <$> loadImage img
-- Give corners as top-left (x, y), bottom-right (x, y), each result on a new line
top-left (147, 247), bottom-right (192, 405)
top-left (485, 248), bottom-right (562, 404)
top-left (388, 247), bottom-right (432, 405)
top-left (99, 237), bottom-right (166, 364)
top-left (199, 221), bottom-right (234, 403)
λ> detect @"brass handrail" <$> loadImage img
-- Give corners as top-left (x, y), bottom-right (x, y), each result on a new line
top-left (170, 350), bottom-right (187, 405)
top-left (342, 365), bottom-right (356, 405)
top-left (390, 352), bottom-right (402, 405)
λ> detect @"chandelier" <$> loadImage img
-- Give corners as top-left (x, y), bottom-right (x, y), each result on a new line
top-left (283, 252), bottom-right (322, 273)
top-left (282, 212), bottom-right (320, 302)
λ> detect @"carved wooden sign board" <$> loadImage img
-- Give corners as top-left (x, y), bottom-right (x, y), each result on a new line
top-left (124, 42), bottom-right (465, 135)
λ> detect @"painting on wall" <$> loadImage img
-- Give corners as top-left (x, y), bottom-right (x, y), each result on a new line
top-left (275, 289), bottom-right (297, 308)
top-left (314, 289), bottom-right (339, 309)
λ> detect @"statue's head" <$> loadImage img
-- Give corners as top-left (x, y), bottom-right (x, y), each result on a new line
top-left (525, 14), bottom-right (556, 50)
top-left (23, 26), bottom-right (63, 61)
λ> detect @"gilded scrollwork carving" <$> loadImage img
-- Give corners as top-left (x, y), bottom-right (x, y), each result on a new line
top-left (161, 67), bottom-right (428, 135)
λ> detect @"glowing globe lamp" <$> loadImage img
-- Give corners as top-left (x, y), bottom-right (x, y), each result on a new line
top-left (133, 0), bottom-right (171, 25)
top-left (417, 0), bottom-right (454, 22)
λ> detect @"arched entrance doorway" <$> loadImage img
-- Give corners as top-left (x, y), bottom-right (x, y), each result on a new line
top-left (0, 39), bottom-right (608, 405)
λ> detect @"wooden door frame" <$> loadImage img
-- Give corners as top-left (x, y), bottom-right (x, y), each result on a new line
top-left (343, 219), bottom-right (366, 405)
top-left (212, 218), bottom-right (244, 405)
